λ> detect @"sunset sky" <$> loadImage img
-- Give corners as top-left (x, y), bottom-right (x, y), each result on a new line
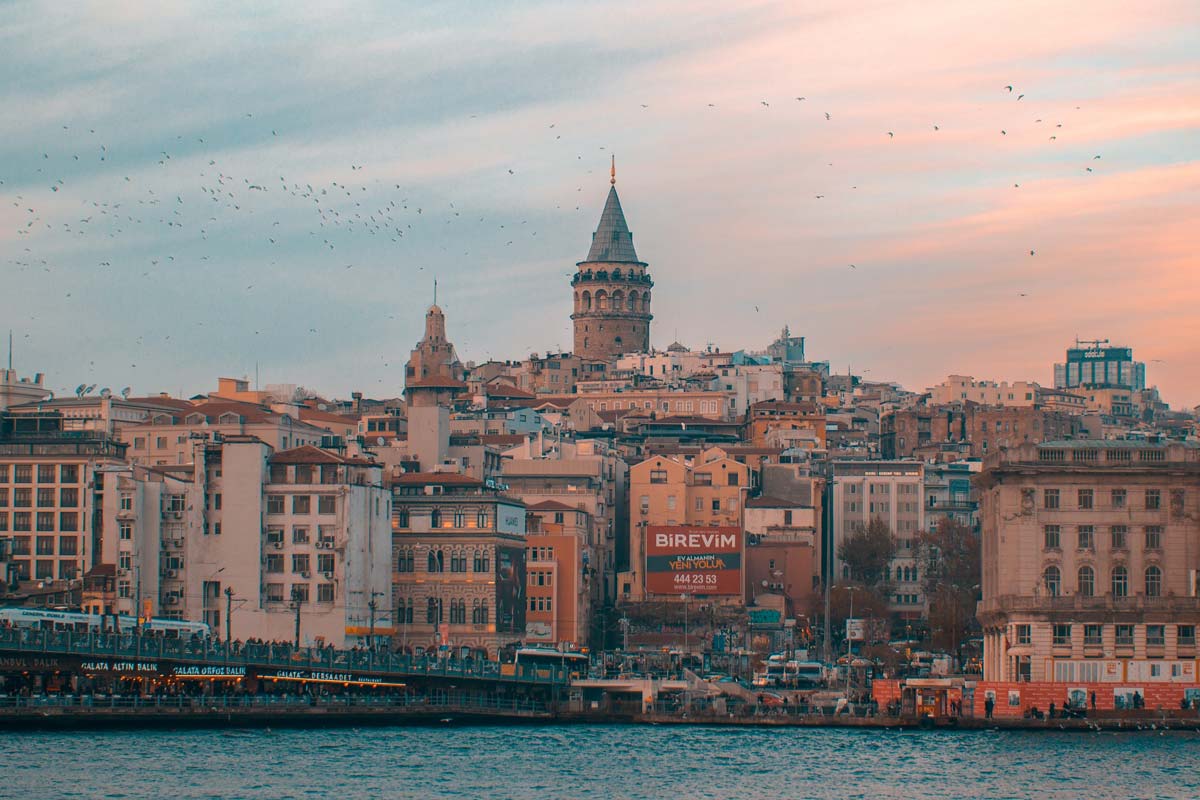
top-left (3, 1), bottom-right (1198, 406)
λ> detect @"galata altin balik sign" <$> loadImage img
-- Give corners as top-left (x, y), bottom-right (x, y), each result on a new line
top-left (645, 525), bottom-right (743, 596)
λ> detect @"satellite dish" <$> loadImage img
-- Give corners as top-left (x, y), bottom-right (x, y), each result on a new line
top-left (100, 388), bottom-right (112, 398)
top-left (761, 579), bottom-right (768, 587)
top-left (120, 387), bottom-right (131, 399)
top-left (74, 384), bottom-right (86, 398)
top-left (85, 384), bottom-right (97, 395)
top-left (376, 437), bottom-right (385, 447)
top-left (317, 403), bottom-right (327, 411)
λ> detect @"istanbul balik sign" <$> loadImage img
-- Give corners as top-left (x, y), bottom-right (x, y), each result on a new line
top-left (645, 525), bottom-right (743, 596)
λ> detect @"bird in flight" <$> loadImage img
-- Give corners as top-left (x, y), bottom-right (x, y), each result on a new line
top-left (848, 264), bottom-right (856, 269)
top-left (1029, 250), bottom-right (1036, 256)
top-left (1018, 292), bottom-right (1028, 297)
top-left (1017, 94), bottom-right (1025, 100)
top-left (933, 125), bottom-right (940, 131)
top-left (1005, 85), bottom-right (1013, 92)
top-left (824, 112), bottom-right (831, 120)
top-left (761, 100), bottom-right (770, 107)
top-left (1093, 155), bottom-right (1101, 159)
top-left (1001, 130), bottom-right (1007, 135)
top-left (795, 97), bottom-right (805, 101)
top-left (887, 132), bottom-right (894, 138)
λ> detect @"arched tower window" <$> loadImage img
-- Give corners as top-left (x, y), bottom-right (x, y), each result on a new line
top-left (629, 290), bottom-right (640, 312)
top-left (581, 291), bottom-right (591, 311)
top-left (595, 290), bottom-right (608, 311)
top-left (612, 290), bottom-right (625, 311)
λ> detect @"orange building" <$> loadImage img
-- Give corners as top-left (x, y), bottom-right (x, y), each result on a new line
top-left (524, 501), bottom-right (594, 648)
top-left (622, 446), bottom-right (750, 602)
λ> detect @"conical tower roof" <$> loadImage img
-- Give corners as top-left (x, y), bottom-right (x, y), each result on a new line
top-left (583, 186), bottom-right (641, 263)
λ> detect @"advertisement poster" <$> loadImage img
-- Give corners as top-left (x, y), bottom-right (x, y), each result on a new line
top-left (645, 525), bottom-right (742, 596)
top-left (495, 546), bottom-right (526, 633)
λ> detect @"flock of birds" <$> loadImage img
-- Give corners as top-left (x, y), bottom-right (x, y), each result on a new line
top-left (5, 81), bottom-right (1107, 388)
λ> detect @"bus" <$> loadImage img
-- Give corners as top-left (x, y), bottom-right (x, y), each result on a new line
top-left (0, 607), bottom-right (211, 638)
top-left (512, 647), bottom-right (590, 679)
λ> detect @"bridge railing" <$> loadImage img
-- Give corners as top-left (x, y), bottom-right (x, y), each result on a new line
top-left (0, 692), bottom-right (550, 713)
top-left (0, 628), bottom-right (570, 685)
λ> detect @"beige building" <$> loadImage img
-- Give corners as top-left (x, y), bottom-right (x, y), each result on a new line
top-left (622, 446), bottom-right (750, 602)
top-left (830, 460), bottom-right (926, 617)
top-left (1, 411), bottom-right (127, 584)
top-left (549, 388), bottom-right (732, 421)
top-left (929, 375), bottom-right (1041, 407)
top-left (98, 439), bottom-right (392, 648)
top-left (977, 441), bottom-right (1200, 683)
top-left (524, 502), bottom-right (595, 648)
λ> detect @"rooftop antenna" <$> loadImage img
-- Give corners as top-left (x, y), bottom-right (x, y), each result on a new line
top-left (120, 387), bottom-right (131, 400)
top-left (6, 329), bottom-right (11, 372)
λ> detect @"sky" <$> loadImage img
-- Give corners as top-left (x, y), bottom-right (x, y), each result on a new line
top-left (2, 1), bottom-right (1198, 407)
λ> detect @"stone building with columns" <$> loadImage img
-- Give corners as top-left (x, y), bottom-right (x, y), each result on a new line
top-left (571, 163), bottom-right (653, 360)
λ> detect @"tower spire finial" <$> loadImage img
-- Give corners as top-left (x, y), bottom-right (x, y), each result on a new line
top-left (433, 278), bottom-right (438, 306)
top-left (610, 155), bottom-right (615, 186)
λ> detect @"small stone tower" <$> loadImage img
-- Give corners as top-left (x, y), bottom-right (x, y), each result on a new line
top-left (571, 160), bottom-right (653, 360)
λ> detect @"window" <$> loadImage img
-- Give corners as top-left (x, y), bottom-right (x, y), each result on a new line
top-left (650, 469), bottom-right (668, 484)
top-left (430, 510), bottom-right (442, 528)
top-left (1111, 565), bottom-right (1128, 597)
top-left (450, 552), bottom-right (467, 573)
top-left (59, 512), bottom-right (78, 532)
top-left (292, 527), bottom-right (309, 544)
top-left (783, 510), bottom-right (793, 526)
top-left (294, 465), bottom-right (313, 484)
top-left (266, 495), bottom-right (285, 515)
top-left (450, 599), bottom-right (467, 624)
top-left (1052, 624), bottom-right (1071, 646)
top-left (1077, 489), bottom-right (1093, 510)
top-left (1015, 624), bottom-right (1031, 645)
top-left (396, 509), bottom-right (410, 528)
top-left (13, 465), bottom-right (32, 483)
top-left (1043, 565), bottom-right (1061, 596)
top-left (473, 550), bottom-right (490, 573)
top-left (427, 550), bottom-right (445, 573)
top-left (1111, 489), bottom-right (1126, 509)
top-left (453, 510), bottom-right (465, 528)
top-left (476, 510), bottom-right (489, 529)
top-left (37, 465), bottom-right (56, 483)
top-left (426, 598), bottom-right (441, 624)
top-left (1043, 489), bottom-right (1060, 509)
top-left (694, 472), bottom-right (713, 486)
top-left (1179, 625), bottom-right (1196, 647)
top-left (711, 499), bottom-right (721, 512)
top-left (1077, 525), bottom-right (1094, 550)
top-left (318, 553), bottom-right (334, 573)
top-left (266, 583), bottom-right (285, 602)
top-left (1146, 624), bottom-right (1165, 647)
top-left (266, 527), bottom-right (284, 545)
top-left (0, 488), bottom-right (6, 508)
top-left (13, 512), bottom-right (31, 531)
top-left (59, 488), bottom-right (78, 507)
top-left (1144, 489), bottom-right (1161, 510)
top-left (317, 583), bottom-right (335, 603)
top-left (213, 493), bottom-right (222, 511)
top-left (1115, 624), bottom-right (1134, 646)
top-left (472, 599), bottom-right (489, 625)
top-left (265, 554), bottom-right (283, 573)
top-left (1111, 525), bottom-right (1127, 549)
top-left (1145, 526), bottom-right (1162, 550)
top-left (318, 495), bottom-right (336, 515)
top-left (13, 489), bottom-right (31, 508)
top-left (155, 437), bottom-right (167, 450)
top-left (36, 512), bottom-right (54, 532)
top-left (0, 513), bottom-right (6, 531)
top-left (36, 488), bottom-right (55, 507)
top-left (292, 495), bottom-right (310, 514)
top-left (396, 550), bottom-right (415, 572)
top-left (1144, 565), bottom-right (1162, 597)
top-left (1084, 624), bottom-right (1103, 647)
top-left (36, 536), bottom-right (55, 555)
top-left (290, 584), bottom-right (309, 603)
top-left (1043, 525), bottom-right (1061, 549)
top-left (0, 465), bottom-right (7, 482)
top-left (291, 554), bottom-right (310, 574)
top-left (1077, 565), bottom-right (1094, 597)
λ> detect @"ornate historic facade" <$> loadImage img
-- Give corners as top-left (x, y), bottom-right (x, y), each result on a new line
top-left (571, 163), bottom-right (653, 360)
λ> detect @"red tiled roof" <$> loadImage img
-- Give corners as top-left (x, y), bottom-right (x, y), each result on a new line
top-left (270, 445), bottom-right (375, 466)
top-left (525, 500), bottom-right (582, 512)
top-left (406, 377), bottom-right (468, 390)
top-left (486, 381), bottom-right (537, 399)
top-left (745, 495), bottom-right (808, 508)
top-left (391, 472), bottom-right (483, 487)
top-left (298, 408), bottom-right (360, 426)
top-left (479, 434), bottom-right (528, 446)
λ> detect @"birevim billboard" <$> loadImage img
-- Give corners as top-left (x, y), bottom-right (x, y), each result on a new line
top-left (645, 525), bottom-right (743, 596)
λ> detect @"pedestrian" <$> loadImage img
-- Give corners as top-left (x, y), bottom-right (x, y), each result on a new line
top-left (1049, 701), bottom-right (1056, 719)
top-left (1091, 691), bottom-right (1097, 711)
top-left (985, 695), bottom-right (994, 720)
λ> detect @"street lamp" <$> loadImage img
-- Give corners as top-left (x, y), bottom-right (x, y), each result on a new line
top-left (681, 592), bottom-right (691, 658)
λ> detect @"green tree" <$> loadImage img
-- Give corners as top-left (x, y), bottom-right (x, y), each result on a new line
top-left (918, 516), bottom-right (982, 658)
top-left (837, 517), bottom-right (897, 590)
